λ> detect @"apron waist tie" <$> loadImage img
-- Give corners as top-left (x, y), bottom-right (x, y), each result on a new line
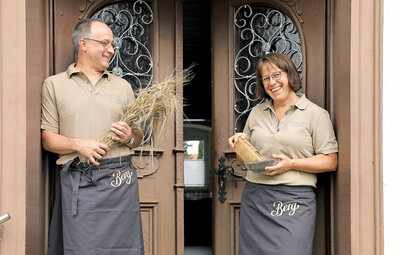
top-left (64, 158), bottom-right (95, 216)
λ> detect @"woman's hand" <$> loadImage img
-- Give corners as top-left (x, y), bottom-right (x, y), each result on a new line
top-left (228, 133), bottom-right (247, 148)
top-left (264, 154), bottom-right (292, 176)
top-left (264, 153), bottom-right (338, 175)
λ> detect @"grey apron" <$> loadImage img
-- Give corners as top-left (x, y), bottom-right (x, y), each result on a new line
top-left (239, 181), bottom-right (316, 255)
top-left (48, 155), bottom-right (144, 255)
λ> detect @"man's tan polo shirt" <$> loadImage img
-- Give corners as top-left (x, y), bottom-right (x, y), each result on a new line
top-left (243, 94), bottom-right (338, 187)
top-left (41, 64), bottom-right (135, 165)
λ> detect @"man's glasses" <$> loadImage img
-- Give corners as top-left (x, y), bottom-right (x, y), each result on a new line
top-left (261, 71), bottom-right (282, 85)
top-left (83, 38), bottom-right (115, 49)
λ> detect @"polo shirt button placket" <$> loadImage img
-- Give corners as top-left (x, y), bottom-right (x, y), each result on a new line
top-left (277, 116), bottom-right (287, 132)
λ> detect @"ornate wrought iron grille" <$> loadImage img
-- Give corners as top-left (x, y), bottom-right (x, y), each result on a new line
top-left (91, 0), bottom-right (154, 92)
top-left (233, 5), bottom-right (303, 132)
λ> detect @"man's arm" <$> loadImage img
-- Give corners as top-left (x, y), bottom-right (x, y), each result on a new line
top-left (126, 128), bottom-right (144, 149)
top-left (41, 129), bottom-right (109, 166)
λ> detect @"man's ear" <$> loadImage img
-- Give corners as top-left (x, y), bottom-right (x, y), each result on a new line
top-left (79, 39), bottom-right (87, 52)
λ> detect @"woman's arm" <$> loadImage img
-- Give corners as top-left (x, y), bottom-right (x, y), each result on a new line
top-left (264, 153), bottom-right (337, 176)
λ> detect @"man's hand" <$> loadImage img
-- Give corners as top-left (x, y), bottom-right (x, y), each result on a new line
top-left (74, 138), bottom-right (109, 166)
top-left (110, 121), bottom-right (132, 144)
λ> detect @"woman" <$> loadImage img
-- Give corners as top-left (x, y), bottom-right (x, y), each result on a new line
top-left (228, 52), bottom-right (338, 255)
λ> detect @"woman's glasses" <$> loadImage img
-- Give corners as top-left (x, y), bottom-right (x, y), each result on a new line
top-left (261, 71), bottom-right (282, 85)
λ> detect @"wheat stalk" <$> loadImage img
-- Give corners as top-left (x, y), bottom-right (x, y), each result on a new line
top-left (99, 67), bottom-right (193, 149)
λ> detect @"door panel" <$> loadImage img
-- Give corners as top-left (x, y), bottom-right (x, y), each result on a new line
top-left (52, 1), bottom-right (182, 254)
top-left (211, 0), bottom-right (328, 254)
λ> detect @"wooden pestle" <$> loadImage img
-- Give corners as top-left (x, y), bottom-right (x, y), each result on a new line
top-left (233, 137), bottom-right (266, 162)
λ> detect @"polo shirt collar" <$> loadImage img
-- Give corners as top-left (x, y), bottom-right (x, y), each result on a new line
top-left (263, 93), bottom-right (310, 111)
top-left (264, 98), bottom-right (274, 111)
top-left (294, 94), bottom-right (310, 110)
top-left (66, 63), bottom-right (112, 81)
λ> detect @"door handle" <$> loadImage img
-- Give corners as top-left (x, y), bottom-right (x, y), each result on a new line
top-left (213, 156), bottom-right (234, 203)
top-left (0, 213), bottom-right (11, 224)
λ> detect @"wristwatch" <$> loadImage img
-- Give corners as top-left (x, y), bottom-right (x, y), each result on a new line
top-left (127, 136), bottom-right (135, 145)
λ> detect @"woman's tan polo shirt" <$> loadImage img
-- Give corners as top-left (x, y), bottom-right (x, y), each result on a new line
top-left (243, 94), bottom-right (338, 187)
top-left (41, 64), bottom-right (136, 165)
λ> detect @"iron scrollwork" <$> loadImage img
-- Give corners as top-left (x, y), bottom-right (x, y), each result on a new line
top-left (233, 5), bottom-right (303, 132)
top-left (214, 156), bottom-right (234, 203)
top-left (91, 0), bottom-right (154, 92)
top-left (91, 1), bottom-right (154, 144)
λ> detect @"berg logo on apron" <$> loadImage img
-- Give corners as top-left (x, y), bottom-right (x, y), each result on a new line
top-left (111, 170), bottom-right (134, 187)
top-left (271, 201), bottom-right (300, 216)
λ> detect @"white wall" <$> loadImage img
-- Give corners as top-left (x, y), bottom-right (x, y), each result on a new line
top-left (383, 0), bottom-right (400, 254)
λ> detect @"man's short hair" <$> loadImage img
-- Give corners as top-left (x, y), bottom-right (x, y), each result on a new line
top-left (72, 19), bottom-right (104, 57)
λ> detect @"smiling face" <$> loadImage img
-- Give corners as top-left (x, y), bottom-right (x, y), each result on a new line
top-left (261, 63), bottom-right (295, 104)
top-left (83, 21), bottom-right (115, 71)
top-left (255, 53), bottom-right (301, 102)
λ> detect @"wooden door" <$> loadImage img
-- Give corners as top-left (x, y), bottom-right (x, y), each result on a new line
top-left (51, 0), bottom-right (183, 254)
top-left (211, 0), bottom-right (329, 254)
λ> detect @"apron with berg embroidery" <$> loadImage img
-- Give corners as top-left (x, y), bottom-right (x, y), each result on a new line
top-left (48, 155), bottom-right (144, 255)
top-left (239, 182), bottom-right (316, 255)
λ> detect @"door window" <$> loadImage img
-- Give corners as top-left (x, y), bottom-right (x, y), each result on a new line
top-left (183, 123), bottom-right (212, 197)
top-left (184, 140), bottom-right (206, 187)
top-left (91, 0), bottom-right (154, 91)
top-left (233, 5), bottom-right (303, 132)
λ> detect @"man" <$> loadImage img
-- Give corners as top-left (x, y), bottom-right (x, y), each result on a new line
top-left (42, 19), bottom-right (144, 254)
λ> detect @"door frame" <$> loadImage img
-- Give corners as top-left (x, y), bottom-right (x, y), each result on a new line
top-left (46, 0), bottom-right (185, 254)
top-left (212, 0), bottom-right (330, 254)
top-left (328, 0), bottom-right (383, 253)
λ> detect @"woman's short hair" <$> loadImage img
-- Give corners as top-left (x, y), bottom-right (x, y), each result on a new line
top-left (72, 19), bottom-right (104, 57)
top-left (255, 52), bottom-right (301, 100)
